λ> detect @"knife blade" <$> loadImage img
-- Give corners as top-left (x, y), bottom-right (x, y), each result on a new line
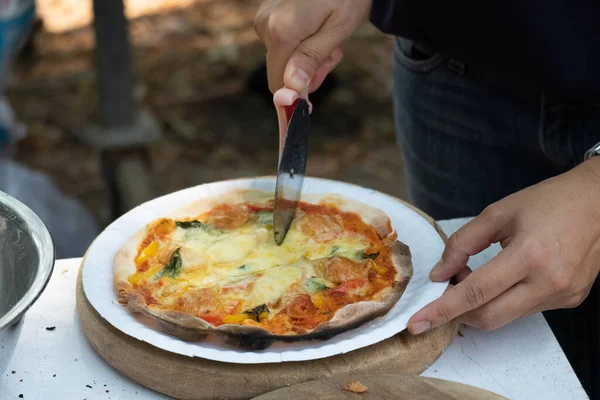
top-left (273, 99), bottom-right (310, 245)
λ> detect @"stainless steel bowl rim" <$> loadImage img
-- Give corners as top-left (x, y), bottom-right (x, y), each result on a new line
top-left (0, 191), bottom-right (55, 330)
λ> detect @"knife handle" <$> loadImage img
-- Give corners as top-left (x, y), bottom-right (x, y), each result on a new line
top-left (283, 98), bottom-right (301, 123)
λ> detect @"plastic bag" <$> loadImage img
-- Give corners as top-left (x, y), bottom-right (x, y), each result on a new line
top-left (0, 0), bottom-right (36, 88)
top-left (0, 1), bottom-right (99, 258)
top-left (0, 159), bottom-right (99, 259)
top-left (0, 0), bottom-right (34, 151)
top-left (0, 95), bottom-right (25, 154)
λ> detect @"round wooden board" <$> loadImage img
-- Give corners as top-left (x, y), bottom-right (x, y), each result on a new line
top-left (76, 196), bottom-right (459, 400)
top-left (251, 374), bottom-right (507, 400)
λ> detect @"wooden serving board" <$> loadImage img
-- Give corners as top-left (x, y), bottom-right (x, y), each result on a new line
top-left (76, 198), bottom-right (460, 400)
top-left (251, 374), bottom-right (507, 400)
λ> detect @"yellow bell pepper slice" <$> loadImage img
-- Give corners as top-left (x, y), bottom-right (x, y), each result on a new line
top-left (311, 292), bottom-right (325, 307)
top-left (148, 218), bottom-right (176, 235)
top-left (222, 314), bottom-right (251, 324)
top-left (128, 263), bottom-right (163, 285)
top-left (136, 241), bottom-right (159, 264)
top-left (371, 261), bottom-right (387, 275)
top-left (258, 311), bottom-right (269, 321)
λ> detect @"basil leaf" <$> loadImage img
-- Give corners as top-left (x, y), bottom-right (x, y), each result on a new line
top-left (329, 247), bottom-right (377, 260)
top-left (304, 278), bottom-right (329, 293)
top-left (356, 250), bottom-right (380, 260)
top-left (176, 220), bottom-right (205, 229)
top-left (155, 248), bottom-right (182, 279)
top-left (176, 220), bottom-right (221, 234)
top-left (245, 304), bottom-right (270, 322)
top-left (256, 210), bottom-right (273, 225)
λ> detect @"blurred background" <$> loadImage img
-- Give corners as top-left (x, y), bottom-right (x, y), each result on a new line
top-left (1, 0), bottom-right (406, 258)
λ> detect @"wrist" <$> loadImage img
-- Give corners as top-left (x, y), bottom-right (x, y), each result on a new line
top-left (577, 157), bottom-right (600, 203)
top-left (574, 157), bottom-right (600, 233)
top-left (581, 155), bottom-right (600, 176)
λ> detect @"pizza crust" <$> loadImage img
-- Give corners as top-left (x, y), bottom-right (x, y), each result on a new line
top-left (113, 189), bottom-right (413, 349)
top-left (166, 189), bottom-right (269, 221)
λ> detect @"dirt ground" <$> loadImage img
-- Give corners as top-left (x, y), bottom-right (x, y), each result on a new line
top-left (7, 0), bottom-right (406, 228)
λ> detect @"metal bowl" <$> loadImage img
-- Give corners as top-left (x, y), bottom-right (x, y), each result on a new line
top-left (0, 191), bottom-right (55, 374)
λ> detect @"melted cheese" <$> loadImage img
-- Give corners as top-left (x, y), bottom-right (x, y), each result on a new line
top-left (205, 233), bottom-right (257, 263)
top-left (244, 265), bottom-right (303, 311)
top-left (135, 213), bottom-right (373, 315)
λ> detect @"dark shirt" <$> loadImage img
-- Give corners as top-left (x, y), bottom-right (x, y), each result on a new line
top-left (370, 1), bottom-right (600, 100)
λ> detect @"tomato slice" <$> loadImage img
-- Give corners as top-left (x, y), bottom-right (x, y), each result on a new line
top-left (222, 300), bottom-right (242, 315)
top-left (334, 279), bottom-right (365, 293)
top-left (287, 294), bottom-right (317, 319)
top-left (206, 204), bottom-right (249, 230)
top-left (246, 204), bottom-right (271, 213)
top-left (199, 314), bottom-right (223, 325)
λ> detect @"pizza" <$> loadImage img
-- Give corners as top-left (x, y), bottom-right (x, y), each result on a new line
top-left (113, 189), bottom-right (413, 349)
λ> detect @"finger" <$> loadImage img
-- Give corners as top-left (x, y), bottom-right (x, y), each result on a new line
top-left (308, 46), bottom-right (343, 93)
top-left (310, 47), bottom-right (344, 92)
top-left (459, 282), bottom-right (542, 331)
top-left (520, 290), bottom-right (588, 319)
top-left (521, 304), bottom-right (546, 318)
top-left (430, 205), bottom-right (511, 282)
top-left (408, 246), bottom-right (526, 334)
top-left (253, 2), bottom-right (269, 43)
top-left (283, 20), bottom-right (349, 92)
top-left (453, 266), bottom-right (473, 284)
top-left (266, 47), bottom-right (297, 93)
top-left (263, 1), bottom-right (333, 93)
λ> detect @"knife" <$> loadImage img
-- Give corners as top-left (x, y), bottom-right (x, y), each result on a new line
top-left (273, 99), bottom-right (310, 245)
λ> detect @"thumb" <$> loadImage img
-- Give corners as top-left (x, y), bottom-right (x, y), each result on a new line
top-left (308, 47), bottom-right (344, 93)
top-left (431, 206), bottom-right (510, 282)
top-left (283, 27), bottom-right (348, 92)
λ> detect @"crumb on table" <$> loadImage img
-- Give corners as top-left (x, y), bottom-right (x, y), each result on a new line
top-left (343, 380), bottom-right (368, 393)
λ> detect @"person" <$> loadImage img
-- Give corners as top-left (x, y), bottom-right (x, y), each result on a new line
top-left (254, 1), bottom-right (600, 398)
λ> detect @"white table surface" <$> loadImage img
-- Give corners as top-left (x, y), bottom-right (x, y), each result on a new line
top-left (0, 218), bottom-right (589, 400)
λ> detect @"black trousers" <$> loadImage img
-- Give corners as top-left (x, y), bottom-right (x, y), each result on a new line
top-left (392, 37), bottom-right (600, 399)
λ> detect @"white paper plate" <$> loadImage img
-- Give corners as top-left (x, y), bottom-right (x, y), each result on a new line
top-left (82, 177), bottom-right (448, 364)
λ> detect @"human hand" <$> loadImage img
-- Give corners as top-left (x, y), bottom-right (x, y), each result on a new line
top-left (407, 158), bottom-right (600, 334)
top-left (254, 0), bottom-right (371, 94)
